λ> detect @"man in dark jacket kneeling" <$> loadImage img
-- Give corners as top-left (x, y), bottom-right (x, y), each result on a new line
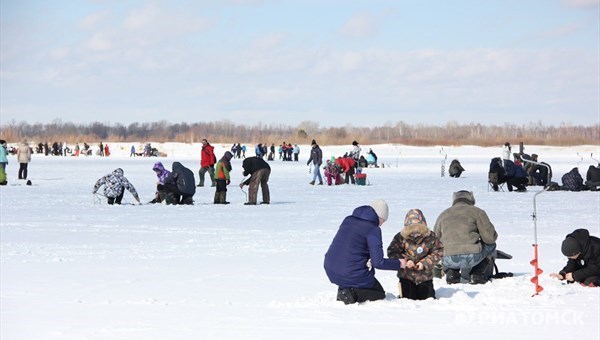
top-left (324, 199), bottom-right (406, 304)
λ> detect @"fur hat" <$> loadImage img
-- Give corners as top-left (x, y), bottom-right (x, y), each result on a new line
top-left (452, 190), bottom-right (475, 205)
top-left (561, 236), bottom-right (581, 257)
top-left (370, 199), bottom-right (389, 222)
top-left (404, 209), bottom-right (427, 228)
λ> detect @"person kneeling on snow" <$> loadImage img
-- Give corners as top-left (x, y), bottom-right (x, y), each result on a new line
top-left (324, 200), bottom-right (406, 304)
top-left (93, 168), bottom-right (141, 205)
top-left (550, 228), bottom-right (600, 287)
top-left (387, 209), bottom-right (443, 300)
top-left (163, 162), bottom-right (196, 205)
top-left (149, 162), bottom-right (170, 204)
top-left (433, 191), bottom-right (498, 284)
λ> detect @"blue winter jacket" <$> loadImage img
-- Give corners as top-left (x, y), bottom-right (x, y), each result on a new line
top-left (324, 206), bottom-right (400, 289)
top-left (504, 160), bottom-right (527, 178)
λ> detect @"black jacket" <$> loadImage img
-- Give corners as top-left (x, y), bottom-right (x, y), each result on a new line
top-left (560, 229), bottom-right (600, 282)
top-left (166, 162), bottom-right (196, 195)
top-left (587, 165), bottom-right (600, 182)
top-left (242, 157), bottom-right (271, 177)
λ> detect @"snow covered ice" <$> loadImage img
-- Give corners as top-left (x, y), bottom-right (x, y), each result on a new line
top-left (1, 143), bottom-right (599, 339)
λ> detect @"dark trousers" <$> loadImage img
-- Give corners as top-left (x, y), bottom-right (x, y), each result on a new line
top-left (107, 188), bottom-right (125, 205)
top-left (164, 183), bottom-right (193, 204)
top-left (399, 279), bottom-right (435, 300)
top-left (215, 179), bottom-right (227, 192)
top-left (344, 167), bottom-right (355, 184)
top-left (337, 279), bottom-right (386, 304)
top-left (18, 163), bottom-right (28, 180)
top-left (507, 177), bottom-right (528, 191)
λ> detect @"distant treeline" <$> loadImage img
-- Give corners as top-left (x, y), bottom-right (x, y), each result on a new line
top-left (0, 119), bottom-right (598, 146)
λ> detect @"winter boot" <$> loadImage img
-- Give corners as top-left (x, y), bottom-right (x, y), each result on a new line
top-left (469, 258), bottom-right (491, 285)
top-left (336, 288), bottom-right (357, 305)
top-left (445, 268), bottom-right (461, 284)
top-left (213, 191), bottom-right (220, 204)
top-left (165, 192), bottom-right (178, 205)
top-left (219, 191), bottom-right (230, 205)
top-left (309, 180), bottom-right (315, 185)
top-left (181, 196), bottom-right (194, 205)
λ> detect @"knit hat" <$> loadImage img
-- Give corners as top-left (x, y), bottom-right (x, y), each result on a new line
top-left (404, 209), bottom-right (427, 228)
top-left (561, 236), bottom-right (581, 257)
top-left (224, 151), bottom-right (233, 160)
top-left (452, 190), bottom-right (475, 205)
top-left (370, 199), bottom-right (389, 222)
top-left (311, 139), bottom-right (317, 145)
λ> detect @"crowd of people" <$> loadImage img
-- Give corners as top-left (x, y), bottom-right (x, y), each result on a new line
top-left (2, 137), bottom-right (598, 304)
top-left (488, 142), bottom-right (600, 192)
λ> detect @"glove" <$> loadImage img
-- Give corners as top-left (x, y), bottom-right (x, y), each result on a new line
top-left (226, 179), bottom-right (230, 185)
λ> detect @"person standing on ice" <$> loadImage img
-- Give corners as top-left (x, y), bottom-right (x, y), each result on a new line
top-left (433, 190), bottom-right (498, 285)
top-left (306, 139), bottom-right (323, 185)
top-left (92, 168), bottom-right (141, 205)
top-left (324, 199), bottom-right (406, 304)
top-left (239, 156), bottom-right (271, 205)
top-left (197, 138), bottom-right (217, 187)
top-left (550, 228), bottom-right (600, 287)
top-left (214, 151), bottom-right (233, 204)
top-left (16, 139), bottom-right (32, 180)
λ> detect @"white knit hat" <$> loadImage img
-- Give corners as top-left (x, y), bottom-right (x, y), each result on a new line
top-left (370, 199), bottom-right (389, 222)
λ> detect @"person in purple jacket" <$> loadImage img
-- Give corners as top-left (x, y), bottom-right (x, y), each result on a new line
top-left (149, 161), bottom-right (171, 204)
top-left (324, 199), bottom-right (406, 304)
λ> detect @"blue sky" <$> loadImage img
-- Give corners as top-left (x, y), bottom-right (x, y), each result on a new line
top-left (1, 0), bottom-right (598, 127)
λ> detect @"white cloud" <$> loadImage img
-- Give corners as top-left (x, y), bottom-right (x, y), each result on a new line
top-left (79, 10), bottom-right (110, 30)
top-left (85, 32), bottom-right (113, 51)
top-left (338, 12), bottom-right (377, 39)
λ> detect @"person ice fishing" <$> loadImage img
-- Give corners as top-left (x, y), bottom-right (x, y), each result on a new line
top-left (164, 162), bottom-right (196, 205)
top-left (93, 168), bottom-right (141, 205)
top-left (149, 162), bottom-right (171, 204)
top-left (324, 199), bottom-right (406, 304)
top-left (387, 209), bottom-right (443, 300)
top-left (239, 156), bottom-right (271, 205)
top-left (550, 228), bottom-right (600, 287)
top-left (214, 151), bottom-right (233, 204)
top-left (433, 190), bottom-right (498, 284)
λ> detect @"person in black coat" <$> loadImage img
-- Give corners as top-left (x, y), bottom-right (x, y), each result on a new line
top-left (503, 159), bottom-right (528, 192)
top-left (550, 228), bottom-right (600, 287)
top-left (164, 162), bottom-right (196, 205)
top-left (448, 159), bottom-right (465, 178)
top-left (488, 157), bottom-right (506, 191)
top-left (585, 164), bottom-right (600, 191)
top-left (239, 156), bottom-right (271, 205)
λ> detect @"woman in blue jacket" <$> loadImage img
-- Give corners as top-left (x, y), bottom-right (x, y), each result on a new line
top-left (324, 199), bottom-right (406, 304)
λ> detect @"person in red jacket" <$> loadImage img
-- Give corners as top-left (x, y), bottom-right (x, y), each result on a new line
top-left (335, 156), bottom-right (356, 184)
top-left (198, 139), bottom-right (217, 187)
